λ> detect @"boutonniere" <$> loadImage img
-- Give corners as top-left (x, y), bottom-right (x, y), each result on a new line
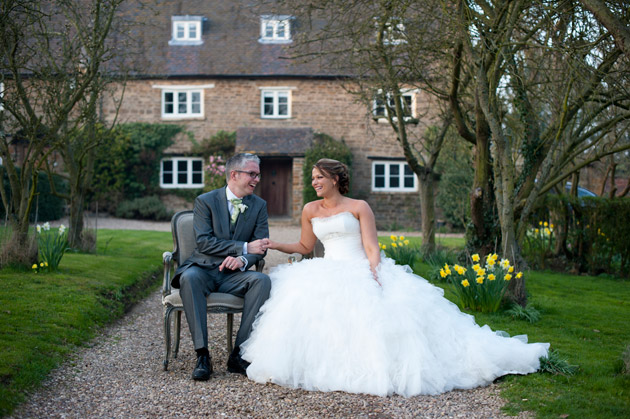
top-left (235, 202), bottom-right (248, 214)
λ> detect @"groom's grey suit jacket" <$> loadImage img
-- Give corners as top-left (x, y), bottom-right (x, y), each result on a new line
top-left (171, 187), bottom-right (269, 288)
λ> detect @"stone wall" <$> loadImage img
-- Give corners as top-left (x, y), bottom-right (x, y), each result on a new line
top-left (102, 78), bottom-right (440, 229)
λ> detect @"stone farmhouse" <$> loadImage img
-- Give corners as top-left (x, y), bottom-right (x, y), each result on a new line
top-left (105, 0), bottom-right (441, 229)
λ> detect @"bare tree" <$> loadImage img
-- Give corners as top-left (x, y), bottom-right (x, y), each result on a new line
top-left (0, 0), bottom-right (127, 260)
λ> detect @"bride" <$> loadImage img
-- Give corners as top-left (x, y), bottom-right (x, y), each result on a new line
top-left (240, 158), bottom-right (549, 397)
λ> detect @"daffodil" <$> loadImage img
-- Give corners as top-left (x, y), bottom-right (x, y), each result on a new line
top-left (390, 235), bottom-right (397, 241)
top-left (461, 279), bottom-right (470, 287)
top-left (32, 264), bottom-right (38, 270)
top-left (391, 243), bottom-right (397, 248)
top-left (500, 259), bottom-right (510, 269)
top-left (472, 263), bottom-right (481, 272)
top-left (382, 244), bottom-right (387, 250)
top-left (516, 272), bottom-right (523, 279)
top-left (476, 276), bottom-right (484, 284)
top-left (477, 268), bottom-right (486, 277)
top-left (399, 235), bottom-right (405, 240)
top-left (544, 221), bottom-right (548, 227)
top-left (472, 254), bottom-right (480, 262)
top-left (36, 225), bottom-right (41, 233)
top-left (440, 269), bottom-right (447, 278)
top-left (398, 241), bottom-right (403, 247)
top-left (488, 273), bottom-right (496, 281)
top-left (487, 258), bottom-right (496, 267)
top-left (403, 240), bottom-right (409, 245)
top-left (508, 266), bottom-right (514, 273)
top-left (504, 273), bottom-right (512, 281)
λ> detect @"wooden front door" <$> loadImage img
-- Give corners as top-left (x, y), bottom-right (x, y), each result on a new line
top-left (257, 158), bottom-right (291, 217)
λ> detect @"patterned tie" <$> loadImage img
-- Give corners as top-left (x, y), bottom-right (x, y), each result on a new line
top-left (229, 198), bottom-right (242, 224)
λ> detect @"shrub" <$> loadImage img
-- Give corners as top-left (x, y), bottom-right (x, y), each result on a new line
top-left (1, 170), bottom-right (67, 222)
top-left (521, 220), bottom-right (555, 269)
top-left (204, 155), bottom-right (226, 192)
top-left (115, 196), bottom-right (172, 221)
top-left (34, 222), bottom-right (68, 271)
top-left (192, 130), bottom-right (236, 160)
top-left (303, 133), bottom-right (352, 204)
top-left (379, 235), bottom-right (419, 267)
top-left (441, 253), bottom-right (521, 312)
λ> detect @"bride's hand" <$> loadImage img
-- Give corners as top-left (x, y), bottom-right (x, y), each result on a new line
top-left (261, 238), bottom-right (278, 251)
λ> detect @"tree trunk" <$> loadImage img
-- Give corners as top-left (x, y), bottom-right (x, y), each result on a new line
top-left (418, 170), bottom-right (436, 254)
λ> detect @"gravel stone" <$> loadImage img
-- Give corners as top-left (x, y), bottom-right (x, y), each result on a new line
top-left (11, 217), bottom-right (530, 418)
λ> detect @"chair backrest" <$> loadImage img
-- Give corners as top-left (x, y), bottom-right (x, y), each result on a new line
top-left (171, 210), bottom-right (196, 267)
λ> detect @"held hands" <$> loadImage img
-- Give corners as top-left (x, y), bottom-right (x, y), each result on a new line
top-left (260, 238), bottom-right (277, 252)
top-left (247, 239), bottom-right (267, 255)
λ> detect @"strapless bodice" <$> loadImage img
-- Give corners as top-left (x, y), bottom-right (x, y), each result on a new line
top-left (311, 212), bottom-right (367, 261)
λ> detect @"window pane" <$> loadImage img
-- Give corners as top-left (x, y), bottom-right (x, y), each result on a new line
top-left (188, 23), bottom-right (197, 39)
top-left (191, 92), bottom-right (201, 114)
top-left (277, 22), bottom-right (285, 38)
top-left (404, 176), bottom-right (414, 188)
top-left (162, 160), bottom-right (173, 184)
top-left (177, 160), bottom-right (188, 184)
top-left (264, 22), bottom-right (273, 38)
top-left (176, 23), bottom-right (185, 39)
top-left (263, 94), bottom-right (274, 115)
top-left (374, 98), bottom-right (385, 116)
top-left (278, 93), bottom-right (288, 115)
top-left (164, 92), bottom-right (174, 114)
top-left (389, 164), bottom-right (400, 188)
top-left (374, 164), bottom-right (385, 188)
top-left (178, 92), bottom-right (187, 114)
top-left (402, 95), bottom-right (412, 117)
top-left (192, 160), bottom-right (202, 171)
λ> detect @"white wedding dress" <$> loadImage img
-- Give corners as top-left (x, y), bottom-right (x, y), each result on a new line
top-left (241, 212), bottom-right (549, 397)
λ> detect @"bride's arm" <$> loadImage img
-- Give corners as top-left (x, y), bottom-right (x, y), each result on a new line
top-left (357, 201), bottom-right (382, 283)
top-left (264, 204), bottom-right (318, 255)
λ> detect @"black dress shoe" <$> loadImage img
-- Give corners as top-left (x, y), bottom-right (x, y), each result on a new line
top-left (227, 347), bottom-right (250, 375)
top-left (192, 354), bottom-right (212, 381)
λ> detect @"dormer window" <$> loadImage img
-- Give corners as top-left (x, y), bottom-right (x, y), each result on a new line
top-left (169, 16), bottom-right (204, 45)
top-left (259, 15), bottom-right (292, 43)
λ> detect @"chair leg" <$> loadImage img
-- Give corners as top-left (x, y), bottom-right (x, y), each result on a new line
top-left (227, 313), bottom-right (234, 354)
top-left (163, 307), bottom-right (174, 371)
top-left (174, 310), bottom-right (182, 359)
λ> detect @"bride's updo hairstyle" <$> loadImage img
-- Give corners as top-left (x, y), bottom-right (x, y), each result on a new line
top-left (314, 158), bottom-right (350, 195)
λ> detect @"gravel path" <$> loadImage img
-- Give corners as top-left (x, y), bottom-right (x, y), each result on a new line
top-left (11, 217), bottom-right (522, 418)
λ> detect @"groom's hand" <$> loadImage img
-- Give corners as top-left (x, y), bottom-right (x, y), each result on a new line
top-left (219, 256), bottom-right (244, 271)
top-left (247, 239), bottom-right (266, 255)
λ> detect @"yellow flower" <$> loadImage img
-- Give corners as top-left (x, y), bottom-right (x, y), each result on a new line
top-left (491, 253), bottom-right (498, 261)
top-left (488, 273), bottom-right (496, 281)
top-left (40, 262), bottom-right (44, 267)
top-left (472, 263), bottom-right (481, 272)
top-left (461, 279), bottom-right (470, 287)
top-left (472, 254), bottom-right (480, 262)
top-left (550, 223), bottom-right (554, 229)
top-left (399, 235), bottom-right (405, 240)
top-left (32, 264), bottom-right (38, 270)
top-left (456, 266), bottom-right (466, 275)
top-left (544, 228), bottom-right (551, 236)
top-left (535, 228), bottom-right (540, 233)
top-left (404, 240), bottom-right (410, 245)
top-left (500, 259), bottom-right (510, 269)
top-left (544, 221), bottom-right (548, 227)
top-left (487, 258), bottom-right (496, 267)
top-left (539, 221), bottom-right (543, 226)
top-left (477, 268), bottom-right (486, 277)
top-left (508, 266), bottom-right (514, 273)
top-left (398, 241), bottom-right (404, 247)
top-left (391, 243), bottom-right (397, 248)
top-left (390, 235), bottom-right (397, 241)
top-left (440, 269), bottom-right (447, 278)
top-left (476, 276), bottom-right (484, 284)
top-left (504, 274), bottom-right (512, 281)
top-left (382, 244), bottom-right (387, 250)
top-left (44, 262), bottom-right (48, 267)
top-left (516, 272), bottom-right (523, 279)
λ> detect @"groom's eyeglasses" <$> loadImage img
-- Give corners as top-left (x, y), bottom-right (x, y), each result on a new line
top-left (235, 170), bottom-right (261, 180)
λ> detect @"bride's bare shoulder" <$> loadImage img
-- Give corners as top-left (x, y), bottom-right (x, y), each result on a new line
top-left (302, 201), bottom-right (322, 218)
top-left (346, 198), bottom-right (374, 218)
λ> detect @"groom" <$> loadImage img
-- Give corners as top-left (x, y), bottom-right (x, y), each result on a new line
top-left (172, 153), bottom-right (270, 381)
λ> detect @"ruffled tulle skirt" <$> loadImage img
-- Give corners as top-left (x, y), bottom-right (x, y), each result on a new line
top-left (241, 256), bottom-right (549, 397)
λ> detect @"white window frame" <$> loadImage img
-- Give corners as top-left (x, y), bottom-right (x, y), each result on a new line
top-left (372, 160), bottom-right (418, 192)
top-left (372, 89), bottom-right (416, 122)
top-left (169, 16), bottom-right (204, 45)
top-left (160, 157), bottom-right (204, 189)
top-left (259, 87), bottom-right (294, 119)
top-left (0, 82), bottom-right (4, 111)
top-left (153, 84), bottom-right (214, 119)
top-left (259, 15), bottom-right (292, 43)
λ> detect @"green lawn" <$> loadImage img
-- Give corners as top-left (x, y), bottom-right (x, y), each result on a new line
top-left (0, 229), bottom-right (171, 417)
top-left (0, 231), bottom-right (628, 417)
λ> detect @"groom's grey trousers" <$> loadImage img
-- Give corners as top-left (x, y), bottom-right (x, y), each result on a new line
top-left (178, 264), bottom-right (271, 351)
